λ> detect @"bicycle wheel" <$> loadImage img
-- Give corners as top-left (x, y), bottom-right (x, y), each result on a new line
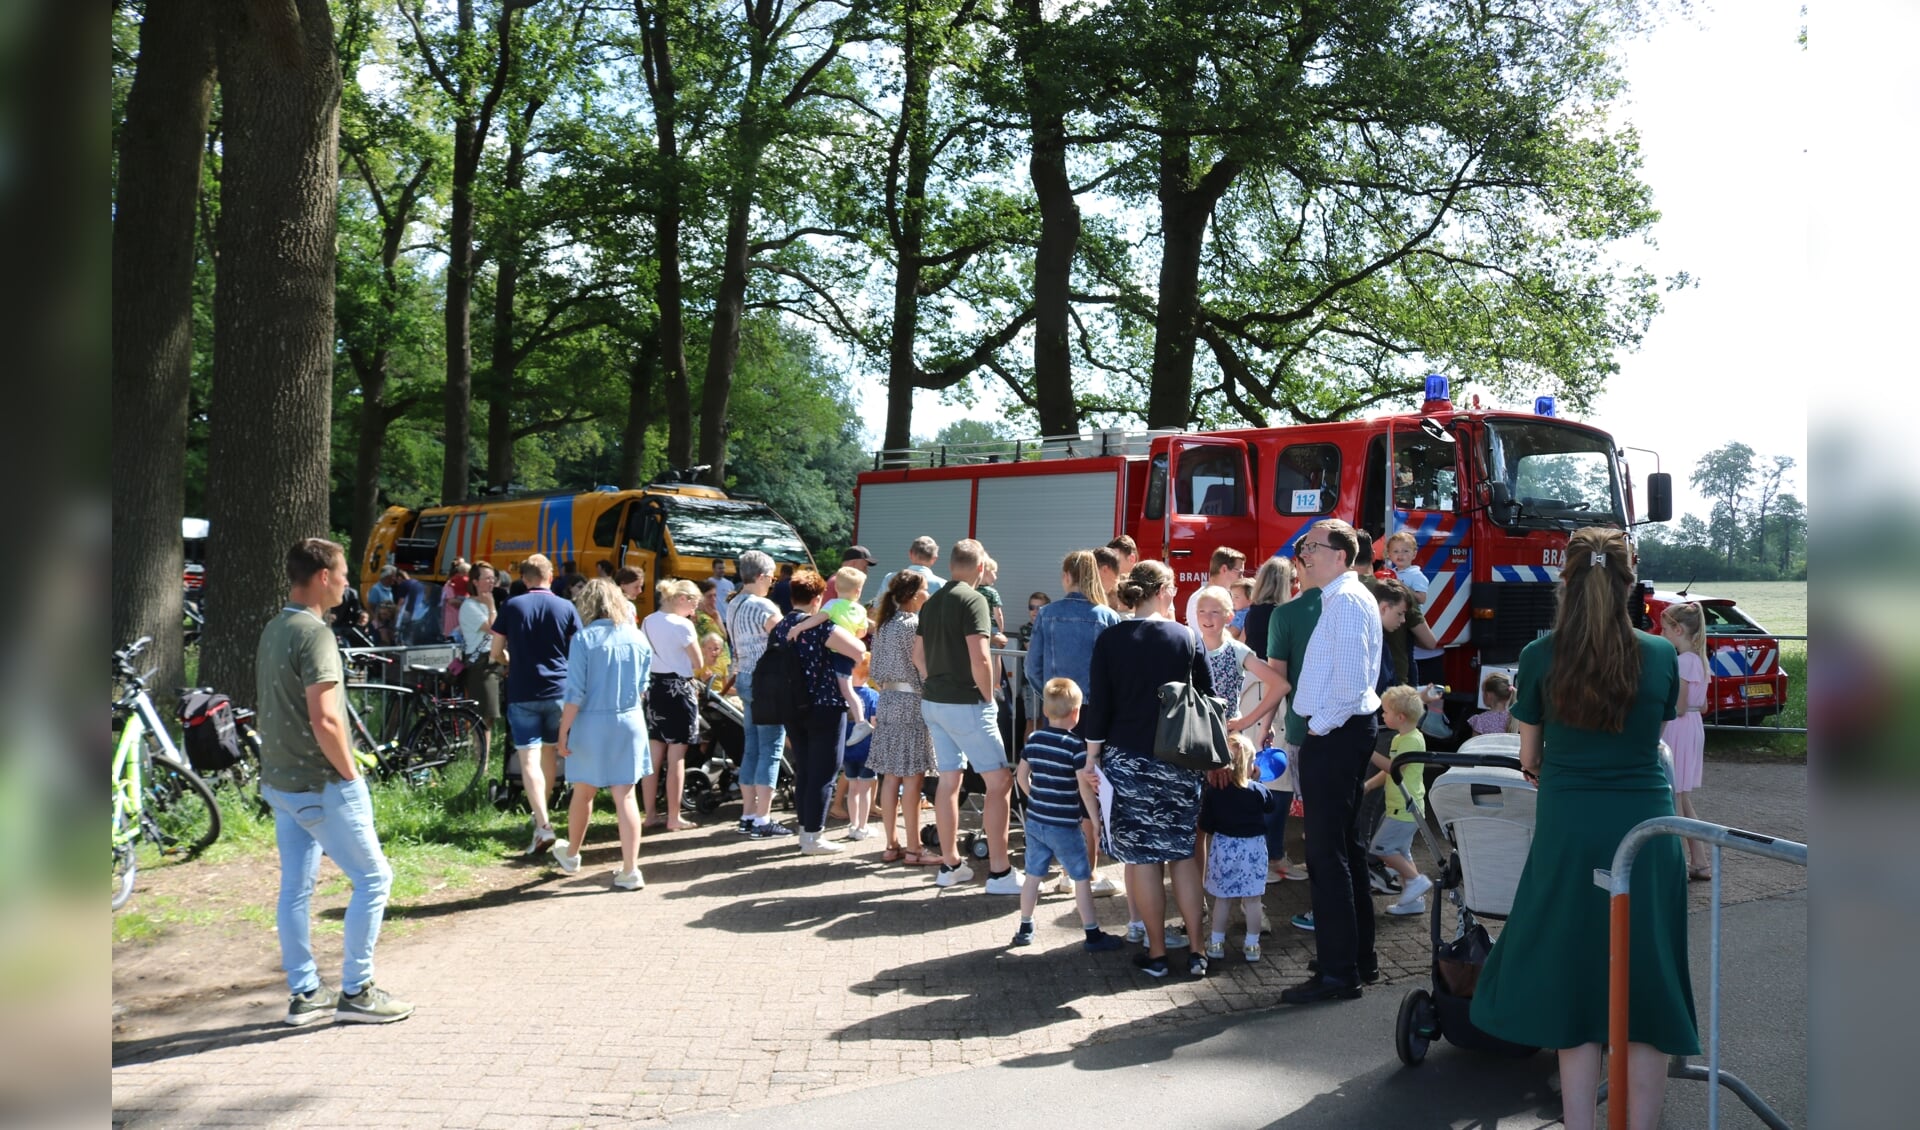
top-left (112, 808), bottom-right (138, 911)
top-left (401, 706), bottom-right (490, 801)
top-left (144, 756), bottom-right (222, 857)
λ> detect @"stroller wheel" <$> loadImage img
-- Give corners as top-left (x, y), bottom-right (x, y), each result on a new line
top-left (696, 792), bottom-right (721, 814)
top-left (1396, 989), bottom-right (1435, 1067)
top-left (965, 832), bottom-right (988, 860)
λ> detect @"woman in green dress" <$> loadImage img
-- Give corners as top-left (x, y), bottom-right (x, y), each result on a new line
top-left (1470, 528), bottom-right (1698, 1130)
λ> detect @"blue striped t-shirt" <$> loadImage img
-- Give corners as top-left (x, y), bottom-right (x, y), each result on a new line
top-left (1022, 726), bottom-right (1089, 829)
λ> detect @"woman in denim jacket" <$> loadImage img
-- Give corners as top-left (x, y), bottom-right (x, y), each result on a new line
top-left (1024, 550), bottom-right (1122, 709)
top-left (553, 578), bottom-right (654, 890)
top-left (1024, 550), bottom-right (1124, 896)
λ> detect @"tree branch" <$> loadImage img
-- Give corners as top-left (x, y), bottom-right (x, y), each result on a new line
top-left (750, 227), bottom-right (862, 254)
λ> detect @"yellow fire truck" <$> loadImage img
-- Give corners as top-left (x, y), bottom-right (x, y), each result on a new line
top-left (362, 483), bottom-right (815, 618)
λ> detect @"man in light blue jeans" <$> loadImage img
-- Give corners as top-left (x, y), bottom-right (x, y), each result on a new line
top-left (254, 537), bottom-right (411, 1026)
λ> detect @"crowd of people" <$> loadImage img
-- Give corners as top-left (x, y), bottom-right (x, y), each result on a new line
top-left (254, 524), bottom-right (1707, 1128)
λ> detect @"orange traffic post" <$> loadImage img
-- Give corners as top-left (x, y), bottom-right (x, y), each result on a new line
top-left (1606, 891), bottom-right (1631, 1130)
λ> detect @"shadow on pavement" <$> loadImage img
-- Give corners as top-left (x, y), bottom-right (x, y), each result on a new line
top-left (113, 1017), bottom-right (341, 1068)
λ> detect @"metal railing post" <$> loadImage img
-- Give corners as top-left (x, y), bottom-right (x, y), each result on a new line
top-left (1596, 816), bottom-right (1807, 1130)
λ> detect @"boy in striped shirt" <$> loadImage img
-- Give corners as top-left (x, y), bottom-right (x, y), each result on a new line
top-left (1011, 678), bottom-right (1126, 952)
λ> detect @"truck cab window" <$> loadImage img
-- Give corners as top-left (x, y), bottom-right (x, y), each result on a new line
top-left (592, 503), bottom-right (624, 548)
top-left (396, 514), bottom-right (447, 575)
top-left (1394, 431), bottom-right (1458, 512)
top-left (1144, 453), bottom-right (1168, 520)
top-left (626, 503), bottom-right (666, 553)
top-left (1176, 446), bottom-right (1244, 516)
top-left (1272, 444), bottom-right (1341, 515)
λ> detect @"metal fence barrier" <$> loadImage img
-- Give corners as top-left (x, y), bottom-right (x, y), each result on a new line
top-left (1595, 816), bottom-right (1808, 1130)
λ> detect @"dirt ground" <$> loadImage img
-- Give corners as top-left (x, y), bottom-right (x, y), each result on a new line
top-left (112, 846), bottom-right (541, 1049)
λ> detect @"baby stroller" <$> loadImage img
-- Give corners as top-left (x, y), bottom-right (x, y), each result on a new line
top-left (685, 683), bottom-right (797, 814)
top-left (1390, 733), bottom-right (1542, 1066)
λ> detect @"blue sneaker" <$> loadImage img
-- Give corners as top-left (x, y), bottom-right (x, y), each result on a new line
top-left (1083, 930), bottom-right (1125, 953)
top-left (1289, 911), bottom-right (1316, 932)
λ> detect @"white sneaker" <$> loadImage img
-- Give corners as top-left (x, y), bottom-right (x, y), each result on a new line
top-left (528, 824), bottom-right (556, 856)
top-left (1397, 874), bottom-right (1434, 906)
top-left (1386, 897), bottom-right (1427, 916)
top-left (799, 833), bottom-right (844, 856)
top-left (612, 869), bottom-right (644, 890)
top-left (983, 869), bottom-right (1026, 895)
top-left (1089, 875), bottom-right (1121, 898)
top-left (934, 861), bottom-right (974, 887)
top-left (1164, 925), bottom-right (1189, 949)
top-left (1038, 872), bottom-right (1068, 895)
top-left (845, 824), bottom-right (873, 841)
top-left (550, 839), bottom-right (580, 874)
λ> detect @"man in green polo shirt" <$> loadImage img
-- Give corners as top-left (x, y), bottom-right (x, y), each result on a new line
top-left (256, 538), bottom-right (412, 1026)
top-left (1266, 576), bottom-right (1321, 886)
top-left (914, 538), bottom-right (1021, 895)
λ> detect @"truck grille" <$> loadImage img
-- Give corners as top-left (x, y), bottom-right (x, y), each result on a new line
top-left (1471, 582), bottom-right (1558, 664)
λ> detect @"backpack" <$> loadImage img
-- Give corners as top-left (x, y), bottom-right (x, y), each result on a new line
top-left (749, 618), bottom-right (810, 728)
top-left (179, 689), bottom-right (243, 773)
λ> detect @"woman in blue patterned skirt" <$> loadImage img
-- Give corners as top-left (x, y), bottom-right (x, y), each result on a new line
top-left (1082, 560), bottom-right (1216, 979)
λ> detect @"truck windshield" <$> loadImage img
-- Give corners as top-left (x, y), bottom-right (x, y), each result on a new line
top-left (661, 496), bottom-right (812, 564)
top-left (1486, 421), bottom-right (1625, 528)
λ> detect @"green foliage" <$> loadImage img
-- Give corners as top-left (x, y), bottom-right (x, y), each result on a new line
top-left (147, 0), bottom-right (1695, 561)
top-left (722, 318), bottom-right (868, 551)
top-left (1639, 442), bottom-right (1807, 582)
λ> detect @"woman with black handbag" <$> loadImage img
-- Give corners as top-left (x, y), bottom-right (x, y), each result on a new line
top-left (1081, 560), bottom-right (1218, 979)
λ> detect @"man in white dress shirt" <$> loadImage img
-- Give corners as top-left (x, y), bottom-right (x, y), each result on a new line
top-left (1281, 518), bottom-right (1384, 1005)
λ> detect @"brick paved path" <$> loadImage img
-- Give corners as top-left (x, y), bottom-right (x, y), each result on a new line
top-left (112, 760), bottom-right (1805, 1128)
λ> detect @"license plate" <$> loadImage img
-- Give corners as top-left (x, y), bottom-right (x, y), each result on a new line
top-left (1740, 685), bottom-right (1773, 700)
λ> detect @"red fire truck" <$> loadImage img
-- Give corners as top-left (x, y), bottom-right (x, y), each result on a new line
top-left (853, 377), bottom-right (1677, 731)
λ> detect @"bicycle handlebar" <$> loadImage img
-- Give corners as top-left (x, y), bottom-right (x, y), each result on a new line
top-left (1387, 749), bottom-right (1525, 787)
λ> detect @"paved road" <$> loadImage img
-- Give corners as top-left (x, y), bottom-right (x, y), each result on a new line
top-left (112, 760), bottom-right (1806, 1128)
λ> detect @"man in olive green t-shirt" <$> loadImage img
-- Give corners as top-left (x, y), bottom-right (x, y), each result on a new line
top-left (1267, 585), bottom-right (1324, 750)
top-left (913, 538), bottom-right (1021, 893)
top-left (254, 538), bottom-right (411, 1027)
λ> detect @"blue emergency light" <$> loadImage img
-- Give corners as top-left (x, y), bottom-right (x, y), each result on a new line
top-left (1425, 373), bottom-right (1449, 402)
top-left (1534, 396), bottom-right (1556, 418)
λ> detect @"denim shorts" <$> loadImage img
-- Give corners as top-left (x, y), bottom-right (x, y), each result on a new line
top-left (1368, 814), bottom-right (1416, 859)
top-left (1023, 817), bottom-right (1092, 882)
top-left (920, 698), bottom-right (1008, 774)
top-left (507, 697), bottom-right (564, 750)
top-left (842, 757), bottom-right (876, 781)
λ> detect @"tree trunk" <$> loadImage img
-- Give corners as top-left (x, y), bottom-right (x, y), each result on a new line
top-left (112, 0), bottom-right (216, 693)
top-left (620, 337), bottom-right (657, 489)
top-left (203, 0), bottom-right (341, 707)
top-left (1146, 125), bottom-right (1240, 430)
top-left (443, 122), bottom-right (477, 503)
top-left (1020, 0), bottom-right (1079, 439)
top-left (881, 0), bottom-right (931, 459)
top-left (483, 126), bottom-right (529, 489)
top-left (642, 3), bottom-right (693, 471)
top-left (349, 352), bottom-right (393, 574)
top-left (699, 179), bottom-right (755, 485)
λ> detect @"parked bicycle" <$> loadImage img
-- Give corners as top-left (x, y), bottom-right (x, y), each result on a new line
top-left (342, 651), bottom-right (490, 800)
top-left (112, 637), bottom-right (222, 910)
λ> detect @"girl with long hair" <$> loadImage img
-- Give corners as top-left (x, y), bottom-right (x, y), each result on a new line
top-left (1659, 601), bottom-right (1712, 878)
top-left (868, 569), bottom-right (938, 863)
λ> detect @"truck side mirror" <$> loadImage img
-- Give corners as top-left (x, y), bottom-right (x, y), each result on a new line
top-left (1646, 473), bottom-right (1673, 524)
top-left (1489, 480), bottom-right (1513, 513)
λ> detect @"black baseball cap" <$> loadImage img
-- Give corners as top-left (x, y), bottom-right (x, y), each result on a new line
top-left (842, 545), bottom-right (878, 567)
